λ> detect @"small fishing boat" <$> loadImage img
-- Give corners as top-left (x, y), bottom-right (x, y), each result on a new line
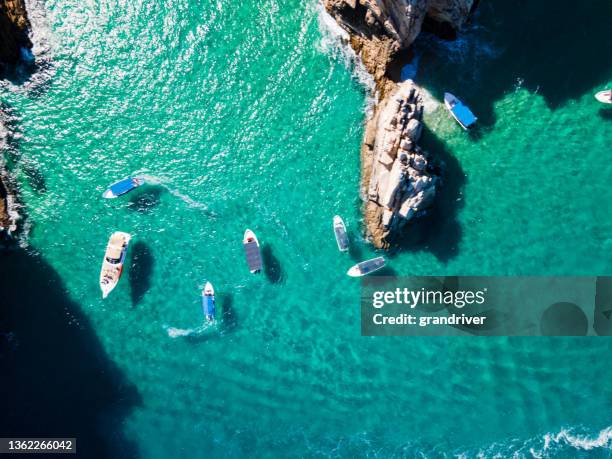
top-left (347, 256), bottom-right (386, 277)
top-left (243, 229), bottom-right (262, 274)
top-left (444, 92), bottom-right (477, 130)
top-left (595, 90), bottom-right (612, 104)
top-left (99, 231), bottom-right (131, 298)
top-left (202, 281), bottom-right (216, 323)
top-left (102, 176), bottom-right (145, 198)
top-left (333, 215), bottom-right (349, 252)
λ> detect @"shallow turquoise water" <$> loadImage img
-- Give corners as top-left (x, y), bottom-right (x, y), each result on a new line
top-left (2, 0), bottom-right (612, 457)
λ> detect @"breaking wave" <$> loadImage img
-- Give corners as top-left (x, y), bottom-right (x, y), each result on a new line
top-left (295, 426), bottom-right (612, 458)
top-left (457, 426), bottom-right (612, 458)
top-left (315, 3), bottom-right (376, 113)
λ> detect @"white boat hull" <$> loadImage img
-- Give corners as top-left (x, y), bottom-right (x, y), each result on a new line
top-left (243, 229), bottom-right (262, 274)
top-left (595, 90), bottom-right (612, 104)
top-left (347, 257), bottom-right (386, 277)
top-left (333, 215), bottom-right (349, 252)
top-left (99, 231), bottom-right (131, 298)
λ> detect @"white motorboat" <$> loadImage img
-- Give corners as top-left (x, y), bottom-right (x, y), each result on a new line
top-left (99, 231), bottom-right (131, 298)
top-left (347, 256), bottom-right (386, 277)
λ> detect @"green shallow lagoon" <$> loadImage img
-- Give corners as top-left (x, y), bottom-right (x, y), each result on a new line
top-left (2, 0), bottom-right (612, 457)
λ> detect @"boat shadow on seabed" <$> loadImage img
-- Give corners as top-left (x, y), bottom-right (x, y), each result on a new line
top-left (128, 241), bottom-right (154, 306)
top-left (598, 107), bottom-right (612, 121)
top-left (261, 243), bottom-right (284, 284)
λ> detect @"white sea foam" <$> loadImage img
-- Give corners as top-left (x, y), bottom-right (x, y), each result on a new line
top-left (543, 426), bottom-right (612, 451)
top-left (315, 4), bottom-right (376, 113)
top-left (136, 172), bottom-right (217, 217)
top-left (165, 322), bottom-right (215, 338)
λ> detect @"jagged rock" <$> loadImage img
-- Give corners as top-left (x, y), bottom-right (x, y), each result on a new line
top-left (0, 175), bottom-right (18, 235)
top-left (405, 118), bottom-right (422, 141)
top-left (0, 111), bottom-right (20, 237)
top-left (364, 80), bottom-right (439, 246)
top-left (324, 0), bottom-right (476, 89)
top-left (325, 0), bottom-right (476, 248)
top-left (0, 0), bottom-right (32, 68)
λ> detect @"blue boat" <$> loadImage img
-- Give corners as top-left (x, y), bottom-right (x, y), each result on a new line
top-left (102, 176), bottom-right (145, 198)
top-left (202, 281), bottom-right (216, 322)
top-left (444, 92), bottom-right (477, 130)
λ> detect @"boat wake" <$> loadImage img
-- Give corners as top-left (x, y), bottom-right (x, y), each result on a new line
top-left (136, 173), bottom-right (217, 218)
top-left (165, 322), bottom-right (216, 339)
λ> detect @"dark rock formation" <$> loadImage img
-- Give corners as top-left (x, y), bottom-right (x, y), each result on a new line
top-left (0, 0), bottom-right (31, 239)
top-left (364, 80), bottom-right (437, 247)
top-left (0, 0), bottom-right (32, 69)
top-left (0, 118), bottom-right (19, 238)
top-left (323, 0), bottom-right (477, 247)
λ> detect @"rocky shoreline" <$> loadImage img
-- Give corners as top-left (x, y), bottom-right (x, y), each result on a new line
top-left (0, 0), bottom-right (32, 68)
top-left (324, 0), bottom-right (476, 248)
top-left (0, 0), bottom-right (31, 239)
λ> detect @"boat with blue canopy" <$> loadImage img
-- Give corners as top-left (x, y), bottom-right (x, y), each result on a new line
top-left (103, 176), bottom-right (146, 198)
top-left (202, 281), bottom-right (216, 322)
top-left (444, 92), bottom-right (477, 130)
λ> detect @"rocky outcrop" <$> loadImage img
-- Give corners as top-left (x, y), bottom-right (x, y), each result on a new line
top-left (324, 0), bottom-right (476, 247)
top-left (0, 118), bottom-right (19, 237)
top-left (364, 80), bottom-right (437, 247)
top-left (325, 0), bottom-right (475, 92)
top-left (0, 174), bottom-right (18, 236)
top-left (0, 0), bottom-right (32, 68)
top-left (0, 0), bottom-right (30, 239)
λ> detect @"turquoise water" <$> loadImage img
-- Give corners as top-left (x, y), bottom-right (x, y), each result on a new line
top-left (2, 0), bottom-right (612, 457)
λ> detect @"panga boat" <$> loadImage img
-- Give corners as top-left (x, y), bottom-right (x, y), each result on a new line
top-left (333, 215), bottom-right (349, 252)
top-left (202, 281), bottom-right (216, 323)
top-left (99, 231), bottom-right (131, 298)
top-left (444, 92), bottom-right (477, 130)
top-left (102, 176), bottom-right (145, 198)
top-left (243, 229), bottom-right (262, 274)
top-left (595, 90), bottom-right (612, 104)
top-left (347, 256), bottom-right (386, 277)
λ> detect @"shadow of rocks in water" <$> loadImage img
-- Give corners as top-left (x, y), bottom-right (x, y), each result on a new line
top-left (127, 187), bottom-right (164, 214)
top-left (0, 248), bottom-right (141, 458)
top-left (387, 126), bottom-right (465, 262)
top-left (417, 0), bottom-right (612, 129)
top-left (128, 241), bottom-right (153, 306)
top-left (261, 244), bottom-right (284, 284)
